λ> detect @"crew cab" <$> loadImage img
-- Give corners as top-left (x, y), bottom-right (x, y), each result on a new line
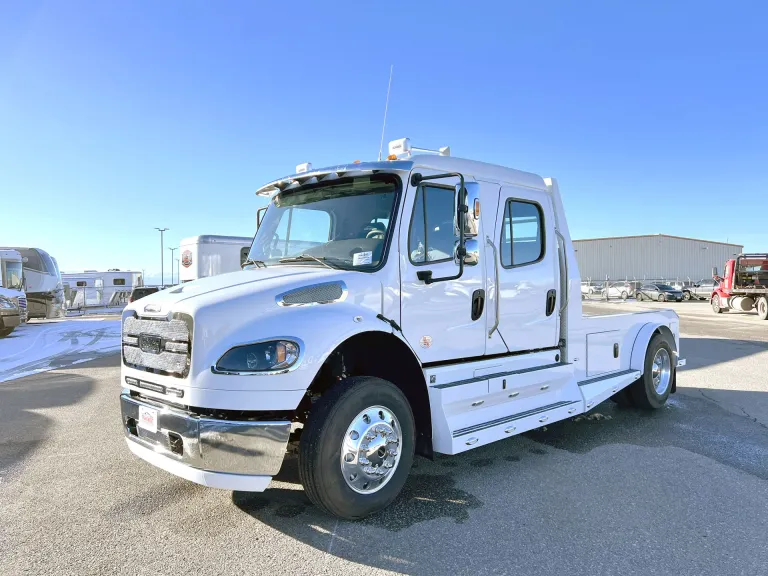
top-left (711, 254), bottom-right (768, 319)
top-left (119, 139), bottom-right (685, 519)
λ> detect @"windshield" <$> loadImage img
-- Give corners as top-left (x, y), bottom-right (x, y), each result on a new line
top-left (2, 261), bottom-right (23, 290)
top-left (247, 174), bottom-right (400, 270)
top-left (657, 284), bottom-right (676, 291)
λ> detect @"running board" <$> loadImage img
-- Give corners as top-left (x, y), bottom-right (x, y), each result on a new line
top-left (578, 369), bottom-right (641, 410)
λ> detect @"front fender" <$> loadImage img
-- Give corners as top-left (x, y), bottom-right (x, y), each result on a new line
top-left (191, 301), bottom-right (395, 393)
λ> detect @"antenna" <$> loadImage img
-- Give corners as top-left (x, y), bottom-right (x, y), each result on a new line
top-left (378, 65), bottom-right (394, 161)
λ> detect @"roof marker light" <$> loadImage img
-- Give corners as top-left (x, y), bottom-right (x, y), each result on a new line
top-left (296, 162), bottom-right (312, 174)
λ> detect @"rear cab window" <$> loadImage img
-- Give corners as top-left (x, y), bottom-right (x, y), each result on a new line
top-left (500, 199), bottom-right (544, 267)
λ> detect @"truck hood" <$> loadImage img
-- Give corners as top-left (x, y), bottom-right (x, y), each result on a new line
top-left (126, 266), bottom-right (382, 317)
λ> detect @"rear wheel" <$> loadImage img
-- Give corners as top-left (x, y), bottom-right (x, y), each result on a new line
top-left (683, 291), bottom-right (691, 301)
top-left (637, 293), bottom-right (644, 302)
top-left (712, 294), bottom-right (724, 314)
top-left (757, 296), bottom-right (768, 320)
top-left (628, 332), bottom-right (675, 409)
top-left (299, 376), bottom-right (415, 519)
top-left (621, 291), bottom-right (628, 300)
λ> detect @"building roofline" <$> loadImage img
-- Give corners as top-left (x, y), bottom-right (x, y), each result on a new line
top-left (573, 234), bottom-right (743, 248)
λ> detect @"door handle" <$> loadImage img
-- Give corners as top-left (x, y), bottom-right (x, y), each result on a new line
top-left (471, 289), bottom-right (485, 321)
top-left (485, 236), bottom-right (500, 338)
top-left (546, 289), bottom-right (556, 316)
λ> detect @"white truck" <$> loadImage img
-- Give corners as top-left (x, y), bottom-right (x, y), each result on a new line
top-left (120, 139), bottom-right (685, 519)
top-left (179, 235), bottom-right (253, 283)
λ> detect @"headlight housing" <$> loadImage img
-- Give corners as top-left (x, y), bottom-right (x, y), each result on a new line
top-left (0, 297), bottom-right (16, 310)
top-left (214, 340), bottom-right (300, 374)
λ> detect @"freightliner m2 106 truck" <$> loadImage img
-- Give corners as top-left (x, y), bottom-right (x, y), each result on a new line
top-left (119, 139), bottom-right (685, 519)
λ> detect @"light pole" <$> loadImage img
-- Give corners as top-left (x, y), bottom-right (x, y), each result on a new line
top-left (169, 247), bottom-right (178, 284)
top-left (175, 258), bottom-right (180, 285)
top-left (155, 227), bottom-right (169, 286)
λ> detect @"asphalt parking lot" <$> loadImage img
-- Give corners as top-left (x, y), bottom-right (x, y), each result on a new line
top-left (2, 300), bottom-right (768, 575)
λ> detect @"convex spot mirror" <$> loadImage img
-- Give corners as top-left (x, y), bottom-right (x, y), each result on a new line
top-left (455, 182), bottom-right (481, 237)
top-left (457, 238), bottom-right (480, 266)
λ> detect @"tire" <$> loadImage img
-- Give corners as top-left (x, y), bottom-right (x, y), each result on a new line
top-left (299, 376), bottom-right (415, 519)
top-left (757, 296), bottom-right (768, 320)
top-left (712, 294), bottom-right (723, 314)
top-left (0, 327), bottom-right (13, 338)
top-left (621, 291), bottom-right (628, 300)
top-left (657, 293), bottom-right (665, 302)
top-left (637, 293), bottom-right (644, 302)
top-left (683, 291), bottom-right (691, 301)
top-left (628, 332), bottom-right (675, 410)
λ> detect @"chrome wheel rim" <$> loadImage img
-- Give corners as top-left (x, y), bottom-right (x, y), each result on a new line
top-left (340, 405), bottom-right (402, 494)
top-left (652, 348), bottom-right (672, 395)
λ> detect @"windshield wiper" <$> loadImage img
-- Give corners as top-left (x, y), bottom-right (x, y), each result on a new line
top-left (278, 254), bottom-right (339, 270)
top-left (242, 258), bottom-right (268, 269)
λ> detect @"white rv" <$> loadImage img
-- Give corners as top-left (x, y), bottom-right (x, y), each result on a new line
top-left (0, 249), bottom-right (25, 334)
top-left (62, 270), bottom-right (143, 309)
top-left (0, 247), bottom-right (64, 319)
top-left (120, 140), bottom-right (684, 519)
top-left (179, 235), bottom-right (252, 282)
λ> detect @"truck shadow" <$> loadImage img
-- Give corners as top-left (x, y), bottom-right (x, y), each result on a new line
top-left (0, 369), bottom-right (94, 474)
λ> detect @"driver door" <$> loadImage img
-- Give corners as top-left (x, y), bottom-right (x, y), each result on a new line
top-left (398, 171), bottom-right (486, 363)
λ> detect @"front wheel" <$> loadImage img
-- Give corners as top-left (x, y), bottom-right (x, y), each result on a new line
top-left (299, 376), bottom-right (415, 519)
top-left (712, 294), bottom-right (724, 314)
top-left (657, 294), bottom-right (666, 302)
top-left (757, 296), bottom-right (768, 320)
top-left (628, 332), bottom-right (675, 409)
top-left (621, 291), bottom-right (628, 300)
top-left (683, 291), bottom-right (691, 301)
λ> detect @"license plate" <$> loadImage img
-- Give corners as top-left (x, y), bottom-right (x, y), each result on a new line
top-left (138, 406), bottom-right (158, 433)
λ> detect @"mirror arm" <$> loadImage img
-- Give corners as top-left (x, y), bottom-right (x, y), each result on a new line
top-left (411, 172), bottom-right (467, 284)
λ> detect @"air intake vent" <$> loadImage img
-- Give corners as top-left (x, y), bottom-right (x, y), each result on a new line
top-left (277, 281), bottom-right (347, 307)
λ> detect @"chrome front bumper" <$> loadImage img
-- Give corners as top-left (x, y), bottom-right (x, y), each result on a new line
top-left (120, 394), bottom-right (291, 482)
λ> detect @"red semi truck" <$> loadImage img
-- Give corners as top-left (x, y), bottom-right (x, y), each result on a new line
top-left (711, 253), bottom-right (768, 319)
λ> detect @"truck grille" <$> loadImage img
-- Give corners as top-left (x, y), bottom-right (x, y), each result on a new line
top-left (122, 314), bottom-right (192, 378)
top-left (16, 296), bottom-right (27, 322)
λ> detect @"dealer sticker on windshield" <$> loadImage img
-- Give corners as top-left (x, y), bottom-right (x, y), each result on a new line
top-left (353, 251), bottom-right (373, 266)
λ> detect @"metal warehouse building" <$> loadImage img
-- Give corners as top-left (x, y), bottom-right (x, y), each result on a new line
top-left (573, 234), bottom-right (743, 283)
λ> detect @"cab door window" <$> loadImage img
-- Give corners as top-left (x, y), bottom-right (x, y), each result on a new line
top-left (408, 185), bottom-right (458, 264)
top-left (500, 200), bottom-right (544, 267)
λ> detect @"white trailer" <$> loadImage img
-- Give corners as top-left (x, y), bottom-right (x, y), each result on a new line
top-left (62, 270), bottom-right (143, 308)
top-left (119, 139), bottom-right (685, 519)
top-left (179, 235), bottom-right (252, 282)
top-left (0, 247), bottom-right (64, 319)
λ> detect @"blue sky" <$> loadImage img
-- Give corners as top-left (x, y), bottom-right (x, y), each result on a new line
top-left (1, 1), bottom-right (766, 283)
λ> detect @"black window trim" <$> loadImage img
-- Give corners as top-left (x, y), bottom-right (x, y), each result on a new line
top-left (407, 182), bottom-right (458, 267)
top-left (499, 197), bottom-right (546, 269)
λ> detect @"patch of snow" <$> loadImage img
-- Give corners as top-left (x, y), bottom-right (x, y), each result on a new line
top-left (0, 318), bottom-right (121, 383)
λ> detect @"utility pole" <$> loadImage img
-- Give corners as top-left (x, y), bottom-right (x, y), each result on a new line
top-left (169, 247), bottom-right (178, 284)
top-left (155, 228), bottom-right (169, 286)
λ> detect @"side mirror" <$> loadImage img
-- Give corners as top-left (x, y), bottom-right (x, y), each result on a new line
top-left (712, 266), bottom-right (718, 278)
top-left (256, 206), bottom-right (267, 230)
top-left (458, 238), bottom-right (480, 266)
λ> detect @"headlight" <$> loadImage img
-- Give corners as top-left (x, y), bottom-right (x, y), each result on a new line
top-left (214, 340), bottom-right (300, 374)
top-left (0, 297), bottom-right (15, 310)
